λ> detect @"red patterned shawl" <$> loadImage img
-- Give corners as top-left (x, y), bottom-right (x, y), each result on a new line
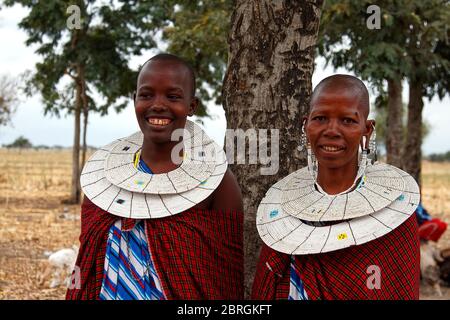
top-left (66, 197), bottom-right (243, 300)
top-left (252, 215), bottom-right (420, 300)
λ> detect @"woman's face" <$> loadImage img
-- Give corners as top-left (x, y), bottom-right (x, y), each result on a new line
top-left (134, 60), bottom-right (197, 144)
top-left (305, 88), bottom-right (373, 171)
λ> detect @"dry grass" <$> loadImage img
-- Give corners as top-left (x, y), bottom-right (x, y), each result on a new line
top-left (421, 161), bottom-right (450, 252)
top-left (418, 161), bottom-right (450, 300)
top-left (0, 149), bottom-right (449, 299)
top-left (0, 149), bottom-right (81, 299)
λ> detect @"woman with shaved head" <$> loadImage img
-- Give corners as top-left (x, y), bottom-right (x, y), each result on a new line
top-left (66, 54), bottom-right (244, 300)
top-left (252, 74), bottom-right (420, 300)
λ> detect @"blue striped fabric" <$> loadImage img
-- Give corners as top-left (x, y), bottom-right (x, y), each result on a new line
top-left (99, 156), bottom-right (165, 300)
top-left (288, 256), bottom-right (309, 300)
top-left (137, 156), bottom-right (153, 174)
top-left (99, 220), bottom-right (165, 300)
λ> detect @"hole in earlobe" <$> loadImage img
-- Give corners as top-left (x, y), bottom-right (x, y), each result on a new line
top-left (360, 136), bottom-right (368, 151)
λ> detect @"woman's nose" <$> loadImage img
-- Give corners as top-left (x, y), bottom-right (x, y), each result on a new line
top-left (151, 104), bottom-right (166, 111)
top-left (150, 96), bottom-right (168, 111)
top-left (323, 119), bottom-right (341, 137)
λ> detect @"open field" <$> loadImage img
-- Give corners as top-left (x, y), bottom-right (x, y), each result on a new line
top-left (419, 161), bottom-right (450, 299)
top-left (0, 149), bottom-right (449, 300)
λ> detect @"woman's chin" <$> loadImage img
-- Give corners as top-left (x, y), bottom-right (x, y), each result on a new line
top-left (316, 155), bottom-right (358, 171)
top-left (143, 131), bottom-right (174, 145)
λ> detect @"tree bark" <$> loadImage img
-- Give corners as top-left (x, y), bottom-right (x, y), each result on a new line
top-left (81, 69), bottom-right (89, 170)
top-left (403, 80), bottom-right (424, 185)
top-left (223, 0), bottom-right (323, 298)
top-left (386, 78), bottom-right (404, 168)
top-left (70, 68), bottom-right (82, 204)
top-left (69, 26), bottom-right (82, 205)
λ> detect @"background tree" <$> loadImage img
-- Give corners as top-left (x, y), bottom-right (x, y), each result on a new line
top-left (318, 0), bottom-right (449, 184)
top-left (223, 0), bottom-right (323, 296)
top-left (428, 151), bottom-right (450, 162)
top-left (0, 74), bottom-right (19, 128)
top-left (319, 0), bottom-right (411, 168)
top-left (4, 136), bottom-right (32, 149)
top-left (401, 1), bottom-right (449, 184)
top-left (133, 0), bottom-right (233, 116)
top-left (374, 101), bottom-right (431, 157)
top-left (4, 0), bottom-right (158, 203)
top-left (2, 0), bottom-right (237, 203)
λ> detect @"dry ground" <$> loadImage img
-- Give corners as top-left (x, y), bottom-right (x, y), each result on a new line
top-left (419, 161), bottom-right (450, 300)
top-left (0, 149), bottom-right (80, 299)
top-left (0, 149), bottom-right (449, 300)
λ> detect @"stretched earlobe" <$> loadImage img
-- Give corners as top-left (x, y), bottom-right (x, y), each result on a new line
top-left (189, 97), bottom-right (199, 116)
top-left (298, 119), bottom-right (308, 152)
top-left (367, 120), bottom-right (376, 136)
top-left (361, 136), bottom-right (368, 150)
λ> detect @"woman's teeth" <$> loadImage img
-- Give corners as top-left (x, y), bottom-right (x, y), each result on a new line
top-left (148, 118), bottom-right (172, 126)
top-left (321, 146), bottom-right (343, 152)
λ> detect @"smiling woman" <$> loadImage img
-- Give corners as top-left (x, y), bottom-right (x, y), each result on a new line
top-left (66, 53), bottom-right (244, 300)
top-left (305, 75), bottom-right (374, 195)
top-left (134, 55), bottom-right (198, 173)
top-left (252, 74), bottom-right (421, 300)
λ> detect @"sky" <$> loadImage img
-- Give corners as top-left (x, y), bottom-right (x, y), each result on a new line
top-left (0, 5), bottom-right (449, 155)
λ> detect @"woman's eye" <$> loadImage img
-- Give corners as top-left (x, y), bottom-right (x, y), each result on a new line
top-left (168, 95), bottom-right (181, 100)
top-left (313, 116), bottom-right (326, 121)
top-left (343, 118), bottom-right (357, 124)
top-left (138, 93), bottom-right (152, 99)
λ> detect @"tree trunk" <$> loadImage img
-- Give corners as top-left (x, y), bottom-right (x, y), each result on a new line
top-left (70, 64), bottom-right (82, 204)
top-left (386, 78), bottom-right (404, 168)
top-left (223, 0), bottom-right (323, 298)
top-left (81, 71), bottom-right (88, 169)
top-left (403, 80), bottom-right (424, 185)
top-left (81, 103), bottom-right (88, 169)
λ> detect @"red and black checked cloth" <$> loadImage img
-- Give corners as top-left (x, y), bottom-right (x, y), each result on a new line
top-left (252, 214), bottom-right (420, 300)
top-left (66, 197), bottom-right (244, 300)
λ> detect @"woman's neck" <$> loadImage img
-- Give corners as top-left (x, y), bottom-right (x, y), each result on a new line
top-left (140, 139), bottom-right (183, 174)
top-left (316, 157), bottom-right (359, 195)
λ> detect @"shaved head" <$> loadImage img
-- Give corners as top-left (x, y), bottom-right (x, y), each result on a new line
top-left (137, 53), bottom-right (196, 98)
top-left (310, 74), bottom-right (370, 119)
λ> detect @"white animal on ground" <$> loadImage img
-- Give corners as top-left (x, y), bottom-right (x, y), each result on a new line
top-left (38, 245), bottom-right (79, 288)
top-left (420, 240), bottom-right (444, 297)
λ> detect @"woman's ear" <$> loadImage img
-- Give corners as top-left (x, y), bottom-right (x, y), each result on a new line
top-left (188, 97), bottom-right (199, 116)
top-left (361, 119), bottom-right (375, 149)
top-left (132, 91), bottom-right (137, 106)
top-left (302, 116), bottom-right (308, 129)
top-left (302, 116), bottom-right (308, 123)
top-left (302, 116), bottom-right (310, 142)
top-left (366, 119), bottom-right (375, 138)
